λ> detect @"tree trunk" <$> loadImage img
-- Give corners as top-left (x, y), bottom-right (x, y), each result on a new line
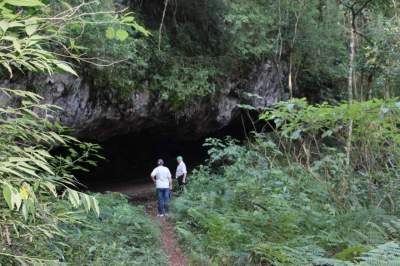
top-left (345, 14), bottom-right (356, 168)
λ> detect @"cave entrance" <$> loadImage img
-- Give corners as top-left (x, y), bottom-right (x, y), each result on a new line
top-left (78, 110), bottom-right (264, 197)
top-left (79, 130), bottom-right (208, 195)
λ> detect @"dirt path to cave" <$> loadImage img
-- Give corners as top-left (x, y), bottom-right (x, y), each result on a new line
top-left (128, 183), bottom-right (188, 266)
top-left (144, 200), bottom-right (188, 266)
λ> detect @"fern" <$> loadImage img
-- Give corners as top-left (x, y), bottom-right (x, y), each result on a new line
top-left (358, 242), bottom-right (400, 266)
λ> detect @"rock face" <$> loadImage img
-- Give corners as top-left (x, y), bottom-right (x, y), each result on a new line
top-left (1, 60), bottom-right (286, 141)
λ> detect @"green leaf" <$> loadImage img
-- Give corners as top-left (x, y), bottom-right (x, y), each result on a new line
top-left (25, 23), bottom-right (38, 36)
top-left (21, 203), bottom-right (28, 220)
top-left (12, 39), bottom-right (21, 52)
top-left (1, 62), bottom-right (13, 77)
top-left (43, 182), bottom-right (57, 197)
top-left (105, 27), bottom-right (115, 39)
top-left (55, 62), bottom-right (78, 77)
top-left (32, 159), bottom-right (54, 175)
top-left (116, 29), bottom-right (129, 41)
top-left (13, 191), bottom-right (21, 210)
top-left (91, 196), bottom-right (100, 217)
top-left (68, 189), bottom-right (80, 208)
top-left (5, 0), bottom-right (44, 7)
top-left (0, 20), bottom-right (9, 32)
top-left (82, 194), bottom-right (91, 212)
top-left (122, 16), bottom-right (134, 23)
top-left (3, 184), bottom-right (13, 209)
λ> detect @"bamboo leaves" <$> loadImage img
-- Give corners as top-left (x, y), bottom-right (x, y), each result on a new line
top-left (25, 20), bottom-right (38, 36)
top-left (4, 0), bottom-right (44, 7)
top-left (54, 61), bottom-right (78, 76)
top-left (0, 88), bottom-right (102, 265)
top-left (66, 189), bottom-right (100, 217)
top-left (0, 20), bottom-right (8, 32)
top-left (3, 183), bottom-right (17, 210)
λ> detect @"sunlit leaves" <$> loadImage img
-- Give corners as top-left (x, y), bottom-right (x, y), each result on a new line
top-left (0, 1), bottom-right (148, 78)
top-left (66, 189), bottom-right (100, 217)
top-left (105, 27), bottom-right (130, 41)
top-left (25, 21), bottom-right (38, 36)
top-left (0, 20), bottom-right (8, 32)
top-left (116, 29), bottom-right (129, 41)
top-left (0, 89), bottom-right (102, 263)
top-left (55, 61), bottom-right (78, 77)
top-left (106, 27), bottom-right (115, 39)
top-left (4, 0), bottom-right (44, 7)
top-left (121, 13), bottom-right (150, 37)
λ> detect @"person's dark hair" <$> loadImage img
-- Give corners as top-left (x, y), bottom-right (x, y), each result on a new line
top-left (157, 159), bottom-right (164, 165)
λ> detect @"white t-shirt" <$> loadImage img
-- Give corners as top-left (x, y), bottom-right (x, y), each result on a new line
top-left (151, 165), bottom-right (172, 188)
top-left (176, 161), bottom-right (187, 178)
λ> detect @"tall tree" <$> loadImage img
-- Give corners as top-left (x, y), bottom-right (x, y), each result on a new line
top-left (340, 0), bottom-right (373, 167)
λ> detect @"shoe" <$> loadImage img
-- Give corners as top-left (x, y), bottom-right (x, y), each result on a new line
top-left (157, 214), bottom-right (164, 217)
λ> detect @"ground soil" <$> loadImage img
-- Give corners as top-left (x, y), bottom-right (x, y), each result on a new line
top-left (128, 182), bottom-right (188, 266)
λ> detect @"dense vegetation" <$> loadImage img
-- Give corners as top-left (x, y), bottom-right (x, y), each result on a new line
top-left (0, 1), bottom-right (165, 264)
top-left (64, 0), bottom-right (400, 105)
top-left (2, 0), bottom-right (400, 265)
top-left (173, 99), bottom-right (400, 265)
top-left (62, 193), bottom-right (167, 265)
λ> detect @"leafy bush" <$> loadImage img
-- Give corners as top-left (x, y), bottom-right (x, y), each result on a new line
top-left (0, 88), bottom-right (103, 264)
top-left (0, 2), bottom-right (163, 264)
top-left (261, 98), bottom-right (400, 210)
top-left (0, 88), bottom-right (167, 264)
top-left (172, 98), bottom-right (400, 265)
top-left (62, 193), bottom-right (168, 266)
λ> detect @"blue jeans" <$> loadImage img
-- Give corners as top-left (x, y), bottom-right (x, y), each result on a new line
top-left (157, 188), bottom-right (171, 215)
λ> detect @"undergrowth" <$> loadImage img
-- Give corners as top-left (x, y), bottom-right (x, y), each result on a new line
top-left (61, 192), bottom-right (168, 265)
top-left (172, 99), bottom-right (400, 265)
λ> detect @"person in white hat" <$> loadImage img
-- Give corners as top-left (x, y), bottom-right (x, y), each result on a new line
top-left (175, 156), bottom-right (187, 191)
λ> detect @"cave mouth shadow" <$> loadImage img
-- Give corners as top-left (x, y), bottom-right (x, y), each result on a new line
top-left (77, 110), bottom-right (264, 195)
top-left (79, 130), bottom-right (209, 194)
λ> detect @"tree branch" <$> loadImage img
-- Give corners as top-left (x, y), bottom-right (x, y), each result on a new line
top-left (354, 0), bottom-right (374, 16)
top-left (158, 0), bottom-right (169, 51)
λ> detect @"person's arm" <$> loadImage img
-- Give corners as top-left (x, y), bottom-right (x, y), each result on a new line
top-left (150, 169), bottom-right (156, 183)
top-left (168, 170), bottom-right (173, 190)
top-left (182, 164), bottom-right (187, 183)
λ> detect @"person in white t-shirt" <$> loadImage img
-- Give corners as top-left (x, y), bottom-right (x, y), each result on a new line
top-left (175, 156), bottom-right (187, 190)
top-left (150, 159), bottom-right (172, 217)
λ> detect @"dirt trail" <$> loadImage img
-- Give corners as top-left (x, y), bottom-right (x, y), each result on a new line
top-left (144, 201), bottom-right (187, 266)
top-left (128, 183), bottom-right (187, 266)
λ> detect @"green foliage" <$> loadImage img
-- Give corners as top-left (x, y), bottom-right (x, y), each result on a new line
top-left (224, 0), bottom-right (275, 59)
top-left (94, 0), bottom-right (348, 103)
top-left (152, 62), bottom-right (218, 107)
top-left (54, 0), bottom-right (150, 94)
top-left (5, 0), bottom-right (400, 105)
top-left (362, 12), bottom-right (400, 98)
top-left (0, 88), bottom-right (103, 264)
top-left (358, 242), bottom-right (400, 266)
top-left (0, 1), bottom-right (77, 77)
top-left (261, 98), bottom-right (400, 209)
top-left (0, 0), bottom-right (147, 79)
top-left (172, 98), bottom-right (400, 265)
top-left (61, 193), bottom-right (167, 265)
top-left (334, 246), bottom-right (370, 261)
top-left (0, 2), bottom-right (161, 264)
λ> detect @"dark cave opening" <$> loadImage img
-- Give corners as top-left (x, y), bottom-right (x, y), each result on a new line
top-left (78, 110), bottom-right (265, 195)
